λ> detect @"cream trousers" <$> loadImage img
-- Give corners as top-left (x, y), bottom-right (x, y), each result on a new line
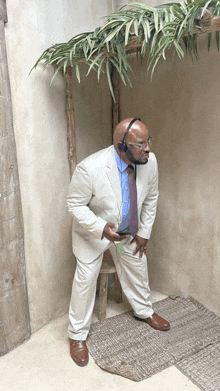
top-left (68, 238), bottom-right (154, 341)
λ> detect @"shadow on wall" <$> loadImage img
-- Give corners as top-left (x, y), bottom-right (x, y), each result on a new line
top-left (119, 34), bottom-right (220, 316)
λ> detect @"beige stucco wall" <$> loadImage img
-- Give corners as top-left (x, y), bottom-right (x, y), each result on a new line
top-left (114, 0), bottom-right (181, 11)
top-left (72, 64), bottom-right (112, 164)
top-left (120, 34), bottom-right (220, 315)
top-left (4, 0), bottom-right (220, 336)
top-left (5, 0), bottom-right (112, 333)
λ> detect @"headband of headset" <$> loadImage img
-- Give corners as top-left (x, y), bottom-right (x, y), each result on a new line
top-left (118, 118), bottom-right (141, 153)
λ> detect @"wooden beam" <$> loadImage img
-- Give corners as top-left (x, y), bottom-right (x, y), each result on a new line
top-left (125, 16), bottom-right (220, 51)
top-left (63, 14), bottom-right (220, 175)
top-left (64, 66), bottom-right (77, 175)
top-left (0, 19), bottom-right (30, 355)
top-left (71, 15), bottom-right (220, 71)
top-left (111, 67), bottom-right (120, 140)
top-left (197, 15), bottom-right (220, 33)
top-left (0, 0), bottom-right (7, 23)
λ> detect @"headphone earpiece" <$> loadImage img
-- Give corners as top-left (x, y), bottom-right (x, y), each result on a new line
top-left (117, 117), bottom-right (141, 153)
top-left (118, 141), bottom-right (128, 153)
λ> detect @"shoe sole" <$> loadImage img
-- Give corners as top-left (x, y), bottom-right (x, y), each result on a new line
top-left (71, 355), bottom-right (89, 367)
top-left (150, 325), bottom-right (170, 331)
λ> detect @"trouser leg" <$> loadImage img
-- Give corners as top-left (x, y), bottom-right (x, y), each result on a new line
top-left (68, 253), bottom-right (103, 341)
top-left (109, 239), bottom-right (154, 319)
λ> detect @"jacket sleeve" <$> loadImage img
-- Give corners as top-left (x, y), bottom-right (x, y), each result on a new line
top-left (66, 163), bottom-right (107, 240)
top-left (137, 160), bottom-right (159, 240)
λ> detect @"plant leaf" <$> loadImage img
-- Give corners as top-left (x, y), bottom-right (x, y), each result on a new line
top-left (208, 32), bottom-right (212, 51)
top-left (106, 58), bottom-right (115, 101)
top-left (75, 62), bottom-right (80, 83)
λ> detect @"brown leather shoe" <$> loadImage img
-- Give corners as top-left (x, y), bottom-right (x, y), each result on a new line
top-left (144, 313), bottom-right (170, 331)
top-left (69, 339), bottom-right (89, 367)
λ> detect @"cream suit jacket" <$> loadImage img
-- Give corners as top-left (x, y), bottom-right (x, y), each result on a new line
top-left (66, 145), bottom-right (159, 262)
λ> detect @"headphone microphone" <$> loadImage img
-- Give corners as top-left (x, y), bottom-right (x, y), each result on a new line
top-left (117, 118), bottom-right (141, 153)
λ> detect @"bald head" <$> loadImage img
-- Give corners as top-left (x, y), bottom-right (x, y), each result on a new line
top-left (114, 118), bottom-right (148, 146)
top-left (113, 118), bottom-right (150, 165)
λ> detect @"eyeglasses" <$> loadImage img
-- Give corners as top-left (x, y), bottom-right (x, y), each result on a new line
top-left (128, 137), bottom-right (154, 149)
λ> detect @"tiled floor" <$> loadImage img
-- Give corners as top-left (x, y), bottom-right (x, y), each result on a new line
top-left (1, 291), bottom-right (201, 391)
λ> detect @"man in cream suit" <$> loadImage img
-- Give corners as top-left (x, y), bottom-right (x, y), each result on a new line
top-left (66, 118), bottom-right (170, 367)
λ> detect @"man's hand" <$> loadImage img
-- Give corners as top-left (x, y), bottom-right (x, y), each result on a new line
top-left (102, 223), bottom-right (129, 242)
top-left (130, 235), bottom-right (148, 258)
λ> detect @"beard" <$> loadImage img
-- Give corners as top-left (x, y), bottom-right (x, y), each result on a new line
top-left (125, 148), bottom-right (149, 165)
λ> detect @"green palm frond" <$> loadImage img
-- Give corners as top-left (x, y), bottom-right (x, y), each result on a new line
top-left (31, 0), bottom-right (220, 100)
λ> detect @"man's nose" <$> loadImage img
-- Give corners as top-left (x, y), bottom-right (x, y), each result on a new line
top-left (144, 143), bottom-right (150, 152)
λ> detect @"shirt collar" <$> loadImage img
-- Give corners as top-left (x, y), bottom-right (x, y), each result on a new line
top-left (114, 148), bottom-right (135, 173)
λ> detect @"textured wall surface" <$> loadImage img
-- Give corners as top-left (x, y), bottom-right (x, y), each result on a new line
top-left (120, 34), bottom-right (220, 315)
top-left (114, 0), bottom-right (181, 11)
top-left (0, 17), bottom-right (30, 355)
top-left (3, 0), bottom-right (220, 349)
top-left (4, 0), bottom-right (112, 334)
top-left (72, 64), bottom-right (112, 164)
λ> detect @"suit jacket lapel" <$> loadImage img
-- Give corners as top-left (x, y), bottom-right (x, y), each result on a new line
top-left (136, 165), bottom-right (145, 207)
top-left (105, 146), bottom-right (122, 214)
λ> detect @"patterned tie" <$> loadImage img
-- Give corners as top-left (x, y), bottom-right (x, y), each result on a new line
top-left (127, 165), bottom-right (138, 237)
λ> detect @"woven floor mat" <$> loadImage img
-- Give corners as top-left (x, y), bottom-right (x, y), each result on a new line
top-left (176, 341), bottom-right (220, 391)
top-left (87, 296), bottom-right (220, 382)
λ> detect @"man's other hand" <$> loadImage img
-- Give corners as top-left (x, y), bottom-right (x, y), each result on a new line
top-left (102, 223), bottom-right (129, 242)
top-left (130, 235), bottom-right (148, 258)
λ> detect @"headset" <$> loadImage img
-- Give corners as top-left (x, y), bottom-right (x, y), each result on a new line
top-left (117, 118), bottom-right (141, 153)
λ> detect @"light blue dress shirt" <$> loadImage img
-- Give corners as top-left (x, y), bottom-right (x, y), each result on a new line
top-left (114, 148), bottom-right (135, 233)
